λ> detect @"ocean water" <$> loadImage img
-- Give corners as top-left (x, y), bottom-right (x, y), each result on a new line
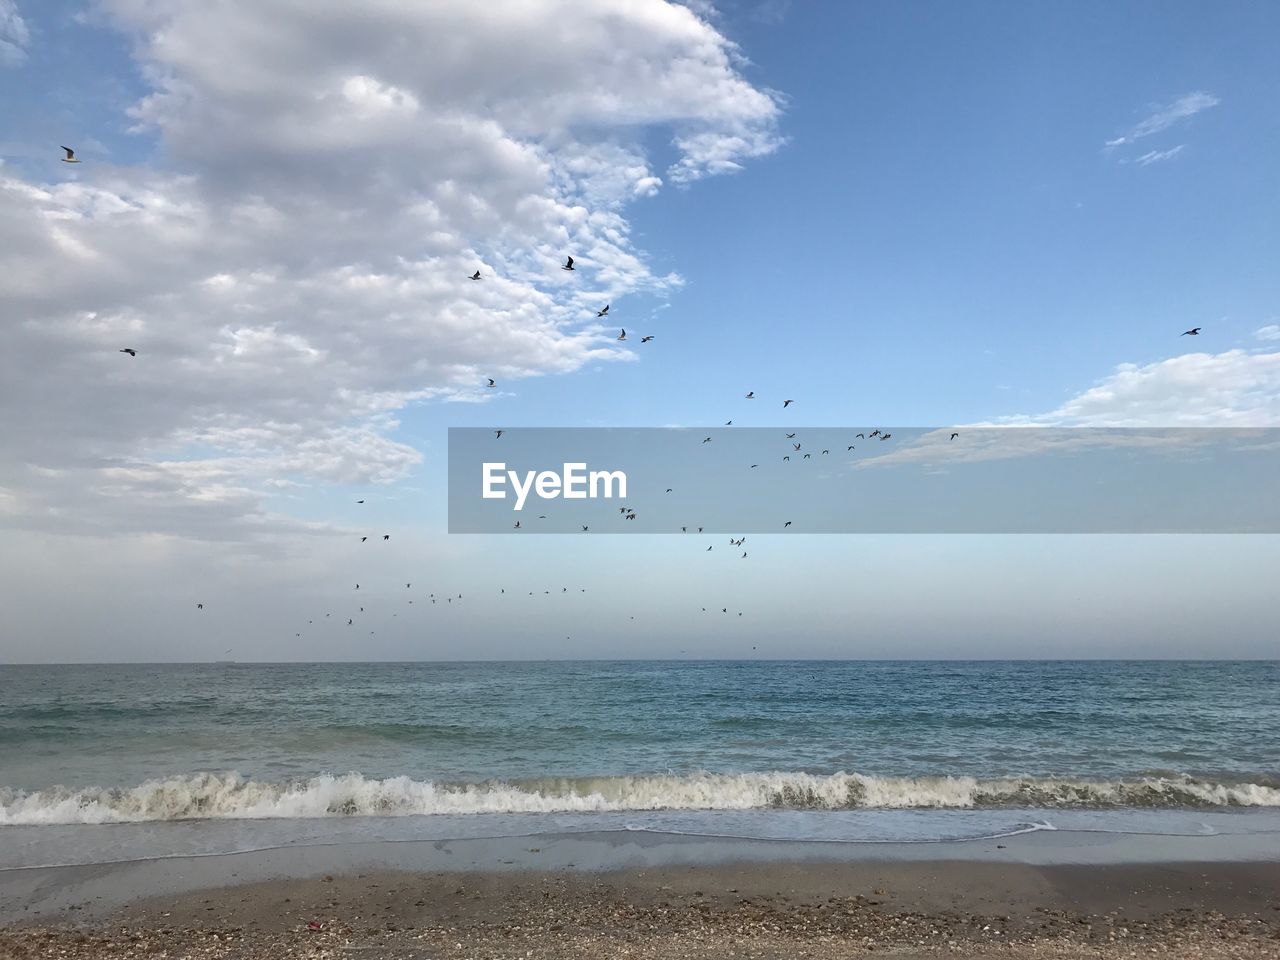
top-left (2, 661), bottom-right (1279, 865)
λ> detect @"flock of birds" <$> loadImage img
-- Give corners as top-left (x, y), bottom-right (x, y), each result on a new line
top-left (56, 145), bottom-right (1211, 645)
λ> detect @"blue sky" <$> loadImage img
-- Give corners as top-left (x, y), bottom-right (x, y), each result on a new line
top-left (1, 0), bottom-right (1278, 660)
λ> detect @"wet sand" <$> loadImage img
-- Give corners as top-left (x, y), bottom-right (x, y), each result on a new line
top-left (3, 830), bottom-right (1279, 958)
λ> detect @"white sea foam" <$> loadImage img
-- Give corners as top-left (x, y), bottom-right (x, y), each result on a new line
top-left (1, 771), bottom-right (1277, 825)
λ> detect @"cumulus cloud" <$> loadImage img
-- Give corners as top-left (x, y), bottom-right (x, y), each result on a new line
top-left (0, 0), bottom-right (28, 66)
top-left (0, 0), bottom-right (783, 543)
top-left (857, 350), bottom-right (1280, 470)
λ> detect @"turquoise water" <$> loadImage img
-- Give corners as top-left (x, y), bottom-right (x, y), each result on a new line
top-left (2, 661), bottom-right (1278, 830)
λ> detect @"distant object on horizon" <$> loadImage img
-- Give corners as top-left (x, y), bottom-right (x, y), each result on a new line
top-left (1182, 327), bottom-right (1201, 336)
top-left (60, 146), bottom-right (81, 163)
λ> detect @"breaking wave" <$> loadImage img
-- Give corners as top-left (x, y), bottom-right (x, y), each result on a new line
top-left (2, 770), bottom-right (1278, 825)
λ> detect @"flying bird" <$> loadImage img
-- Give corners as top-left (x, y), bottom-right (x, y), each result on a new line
top-left (666, 488), bottom-right (673, 493)
top-left (725, 420), bottom-right (733, 426)
top-left (1182, 327), bottom-right (1201, 336)
top-left (357, 499), bottom-right (365, 503)
top-left (514, 520), bottom-right (521, 529)
top-left (487, 379), bottom-right (495, 388)
top-left (617, 329), bottom-right (626, 341)
top-left (783, 400), bottom-right (794, 408)
top-left (582, 525), bottom-right (589, 531)
top-left (470, 270), bottom-right (481, 280)
top-left (782, 456), bottom-right (790, 461)
top-left (750, 464), bottom-right (758, 468)
top-left (360, 536), bottom-right (367, 542)
top-left (703, 436), bottom-right (712, 443)
top-left (641, 335), bottom-right (654, 343)
top-left (562, 256), bottom-right (575, 271)
top-left (495, 429), bottom-right (504, 438)
top-left (847, 445), bottom-right (855, 451)
top-left (597, 305), bottom-right (610, 317)
top-left (793, 443), bottom-right (801, 451)
top-left (196, 603), bottom-right (203, 610)
top-left (745, 392), bottom-right (755, 399)
top-left (382, 535), bottom-right (390, 541)
top-left (118, 348), bottom-right (136, 357)
top-left (60, 146), bottom-right (81, 163)
top-left (784, 521), bottom-right (792, 528)
top-left (785, 433), bottom-right (796, 439)
top-left (855, 433), bottom-right (865, 439)
top-left (950, 433), bottom-right (959, 440)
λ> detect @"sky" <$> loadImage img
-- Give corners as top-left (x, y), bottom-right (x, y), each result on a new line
top-left (1, 0), bottom-right (1278, 662)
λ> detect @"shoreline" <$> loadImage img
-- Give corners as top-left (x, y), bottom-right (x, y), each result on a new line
top-left (4, 829), bottom-right (1279, 958)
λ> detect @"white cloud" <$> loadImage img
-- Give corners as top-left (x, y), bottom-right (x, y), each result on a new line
top-left (0, 0), bottom-right (783, 542)
top-left (1104, 91), bottom-right (1219, 150)
top-left (1255, 324), bottom-right (1280, 342)
top-left (0, 0), bottom-right (29, 66)
top-left (857, 350), bottom-right (1280, 470)
top-left (1129, 145), bottom-right (1184, 166)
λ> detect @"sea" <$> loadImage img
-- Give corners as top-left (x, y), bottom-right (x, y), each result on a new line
top-left (2, 660), bottom-right (1279, 868)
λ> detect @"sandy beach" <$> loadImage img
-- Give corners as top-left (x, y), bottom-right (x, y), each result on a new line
top-left (4, 829), bottom-right (1279, 959)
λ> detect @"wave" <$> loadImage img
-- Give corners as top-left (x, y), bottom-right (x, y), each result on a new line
top-left (2, 771), bottom-right (1278, 825)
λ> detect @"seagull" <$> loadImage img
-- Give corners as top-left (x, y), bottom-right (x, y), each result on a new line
top-left (597, 305), bottom-right (610, 317)
top-left (641, 335), bottom-right (654, 343)
top-left (784, 521), bottom-right (792, 528)
top-left (785, 433), bottom-right (796, 439)
top-left (617, 329), bottom-right (627, 341)
top-left (60, 146), bottom-right (81, 163)
top-left (742, 552), bottom-right (747, 558)
top-left (514, 520), bottom-right (521, 529)
top-left (382, 535), bottom-right (390, 541)
top-left (470, 270), bottom-right (482, 280)
top-left (666, 488), bottom-right (673, 493)
top-left (1182, 327), bottom-right (1201, 336)
top-left (196, 603), bottom-right (203, 610)
top-left (750, 464), bottom-right (758, 468)
top-left (803, 453), bottom-right (811, 459)
top-left (357, 499), bottom-right (365, 503)
top-left (870, 429), bottom-right (881, 438)
top-left (950, 433), bottom-right (959, 440)
top-left (782, 456), bottom-right (790, 461)
top-left (703, 436), bottom-right (712, 443)
top-left (562, 256), bottom-right (575, 271)
top-left (118, 348), bottom-right (136, 357)
top-left (582, 525), bottom-right (589, 531)
top-left (745, 392), bottom-right (755, 399)
top-left (361, 536), bottom-right (368, 542)
top-left (487, 379), bottom-right (496, 388)
top-left (793, 443), bottom-right (801, 450)
top-left (856, 433), bottom-right (865, 439)
top-left (725, 420), bottom-right (733, 426)
top-left (495, 429), bottom-right (504, 438)
top-left (783, 400), bottom-right (794, 408)
top-left (406, 583), bottom-right (411, 589)
top-left (822, 449), bottom-right (829, 455)
top-left (355, 584), bottom-right (360, 590)
top-left (881, 433), bottom-right (892, 440)
top-left (847, 445), bottom-right (855, 451)
top-left (707, 546), bottom-right (713, 551)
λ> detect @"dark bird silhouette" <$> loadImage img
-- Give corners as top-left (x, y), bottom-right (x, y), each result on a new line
top-left (707, 545), bottom-right (712, 551)
top-left (495, 429), bottom-right (503, 438)
top-left (703, 436), bottom-right (712, 443)
top-left (856, 433), bottom-right (865, 439)
top-left (118, 348), bottom-right (136, 357)
top-left (382, 535), bottom-right (390, 541)
top-left (355, 584), bottom-right (360, 590)
top-left (745, 391), bottom-right (754, 399)
top-left (750, 463), bottom-right (758, 468)
top-left (196, 603), bottom-right (203, 610)
top-left (950, 432), bottom-right (959, 440)
top-left (880, 432), bottom-right (892, 440)
top-left (783, 399), bottom-right (794, 407)
top-left (785, 433), bottom-right (795, 439)
top-left (803, 453), bottom-right (811, 459)
top-left (60, 146), bottom-right (81, 163)
top-left (742, 552), bottom-right (747, 558)
top-left (822, 449), bottom-right (829, 455)
top-left (487, 378), bottom-right (495, 388)
top-left (582, 525), bottom-right (589, 531)
top-left (1182, 327), bottom-right (1201, 336)
top-left (641, 335), bottom-right (654, 343)
top-left (782, 456), bottom-right (790, 461)
top-left (870, 429), bottom-right (881, 437)
top-left (470, 270), bottom-right (481, 280)
top-left (666, 488), bottom-right (673, 493)
top-left (597, 305), bottom-right (610, 317)
top-left (784, 521), bottom-right (792, 528)
top-left (847, 445), bottom-right (855, 451)
top-left (725, 420), bottom-right (732, 425)
top-left (361, 536), bottom-right (367, 542)
top-left (617, 329), bottom-right (626, 341)
top-left (793, 443), bottom-right (801, 450)
top-left (514, 520), bottom-right (521, 529)
top-left (562, 256), bottom-right (575, 271)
